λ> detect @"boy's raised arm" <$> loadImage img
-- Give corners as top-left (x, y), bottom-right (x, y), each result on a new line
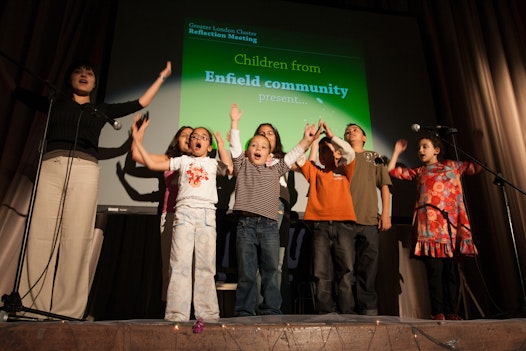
top-left (230, 103), bottom-right (242, 130)
top-left (229, 103), bottom-right (243, 158)
top-left (285, 121), bottom-right (322, 167)
top-left (215, 131), bottom-right (233, 175)
top-left (323, 121), bottom-right (355, 165)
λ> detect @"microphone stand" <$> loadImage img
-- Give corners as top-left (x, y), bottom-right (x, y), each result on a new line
top-left (0, 52), bottom-right (82, 322)
top-left (437, 127), bottom-right (526, 316)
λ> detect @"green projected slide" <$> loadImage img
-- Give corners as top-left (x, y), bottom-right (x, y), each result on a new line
top-left (180, 19), bottom-right (373, 150)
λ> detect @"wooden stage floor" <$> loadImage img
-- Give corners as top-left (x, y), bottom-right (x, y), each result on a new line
top-left (1, 314), bottom-right (525, 350)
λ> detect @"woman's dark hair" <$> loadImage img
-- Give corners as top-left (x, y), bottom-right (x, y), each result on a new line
top-left (419, 134), bottom-right (446, 160)
top-left (165, 126), bottom-right (193, 157)
top-left (64, 60), bottom-right (97, 88)
top-left (254, 123), bottom-right (285, 158)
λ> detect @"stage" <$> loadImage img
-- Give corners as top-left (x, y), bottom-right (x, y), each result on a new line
top-left (2, 216), bottom-right (524, 350)
top-left (1, 314), bottom-right (526, 350)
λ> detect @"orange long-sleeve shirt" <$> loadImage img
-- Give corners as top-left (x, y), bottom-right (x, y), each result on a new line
top-left (300, 158), bottom-right (357, 222)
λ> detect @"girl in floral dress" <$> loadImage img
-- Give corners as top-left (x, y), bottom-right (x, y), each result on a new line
top-left (387, 135), bottom-right (481, 320)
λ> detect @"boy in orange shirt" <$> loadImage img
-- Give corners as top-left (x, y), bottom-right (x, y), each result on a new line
top-left (297, 120), bottom-right (356, 314)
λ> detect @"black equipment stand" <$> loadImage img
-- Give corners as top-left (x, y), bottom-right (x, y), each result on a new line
top-left (437, 127), bottom-right (526, 317)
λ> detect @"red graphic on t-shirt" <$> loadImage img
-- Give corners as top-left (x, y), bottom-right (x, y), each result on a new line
top-left (186, 162), bottom-right (209, 187)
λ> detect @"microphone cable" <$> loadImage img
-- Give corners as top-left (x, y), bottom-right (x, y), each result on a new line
top-left (21, 109), bottom-right (83, 312)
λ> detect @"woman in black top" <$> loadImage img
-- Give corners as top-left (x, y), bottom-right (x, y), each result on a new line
top-left (18, 60), bottom-right (171, 319)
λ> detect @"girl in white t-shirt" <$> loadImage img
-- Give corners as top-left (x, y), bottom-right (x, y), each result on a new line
top-left (132, 115), bottom-right (232, 323)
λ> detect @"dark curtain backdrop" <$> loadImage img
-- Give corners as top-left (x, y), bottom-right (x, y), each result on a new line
top-left (419, 0), bottom-right (526, 317)
top-left (1, 0), bottom-right (526, 319)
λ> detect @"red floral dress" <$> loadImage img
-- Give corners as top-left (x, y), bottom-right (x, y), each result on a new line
top-left (389, 160), bottom-right (479, 258)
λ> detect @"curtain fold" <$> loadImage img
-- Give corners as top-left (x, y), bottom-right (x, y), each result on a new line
top-left (420, 0), bottom-right (526, 314)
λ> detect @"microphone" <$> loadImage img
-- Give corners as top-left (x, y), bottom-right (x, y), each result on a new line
top-left (84, 105), bottom-right (122, 130)
top-left (105, 115), bottom-right (122, 130)
top-left (411, 123), bottom-right (457, 133)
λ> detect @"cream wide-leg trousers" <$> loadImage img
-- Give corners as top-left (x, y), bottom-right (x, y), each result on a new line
top-left (20, 154), bottom-right (99, 319)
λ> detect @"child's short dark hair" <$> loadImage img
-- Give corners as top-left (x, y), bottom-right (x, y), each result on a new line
top-left (346, 123), bottom-right (366, 136)
top-left (319, 136), bottom-right (332, 145)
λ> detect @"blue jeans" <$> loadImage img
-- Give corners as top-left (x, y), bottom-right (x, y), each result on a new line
top-left (312, 221), bottom-right (355, 314)
top-left (235, 216), bottom-right (282, 316)
top-left (354, 223), bottom-right (380, 315)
